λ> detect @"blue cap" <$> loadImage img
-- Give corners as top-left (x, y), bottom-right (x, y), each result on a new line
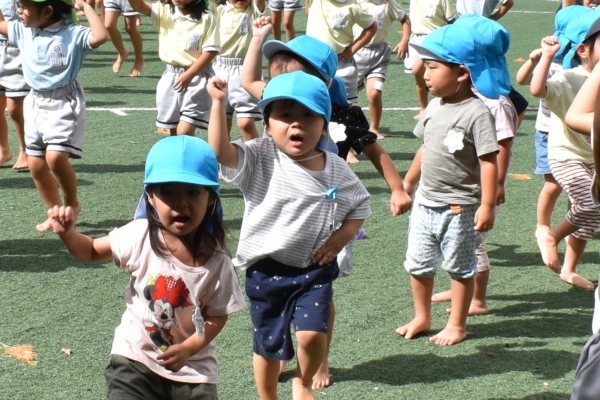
top-left (410, 24), bottom-right (501, 99)
top-left (259, 71), bottom-right (332, 123)
top-left (554, 5), bottom-right (593, 61)
top-left (455, 15), bottom-right (511, 96)
top-left (144, 136), bottom-right (220, 187)
top-left (262, 35), bottom-right (338, 79)
top-left (563, 10), bottom-right (600, 69)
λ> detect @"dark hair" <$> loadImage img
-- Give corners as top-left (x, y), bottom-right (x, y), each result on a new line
top-left (163, 0), bottom-right (208, 22)
top-left (26, 0), bottom-right (73, 23)
top-left (145, 185), bottom-right (228, 264)
top-left (262, 98), bottom-right (327, 131)
top-left (268, 51), bottom-right (324, 81)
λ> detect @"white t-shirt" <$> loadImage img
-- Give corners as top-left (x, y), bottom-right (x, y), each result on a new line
top-left (353, 0), bottom-right (406, 46)
top-left (108, 219), bottom-right (245, 384)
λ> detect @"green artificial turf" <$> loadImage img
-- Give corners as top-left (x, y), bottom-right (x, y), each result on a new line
top-left (1, 0), bottom-right (596, 398)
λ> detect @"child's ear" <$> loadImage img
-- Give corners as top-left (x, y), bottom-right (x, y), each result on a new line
top-left (457, 65), bottom-right (470, 83)
top-left (321, 121), bottom-right (328, 137)
top-left (576, 43), bottom-right (589, 60)
top-left (42, 5), bottom-right (54, 19)
top-left (263, 119), bottom-right (271, 137)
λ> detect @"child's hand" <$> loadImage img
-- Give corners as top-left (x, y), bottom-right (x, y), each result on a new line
top-left (529, 48), bottom-right (543, 63)
top-left (252, 16), bottom-right (273, 41)
top-left (403, 180), bottom-right (416, 198)
top-left (338, 46), bottom-right (354, 62)
top-left (474, 204), bottom-right (495, 232)
top-left (47, 205), bottom-right (76, 234)
top-left (173, 72), bottom-right (193, 92)
top-left (393, 40), bottom-right (409, 60)
top-left (390, 189), bottom-right (412, 216)
top-left (207, 76), bottom-right (228, 101)
top-left (496, 184), bottom-right (505, 206)
top-left (313, 236), bottom-right (345, 266)
top-left (74, 0), bottom-right (86, 10)
top-left (540, 36), bottom-right (561, 57)
top-left (157, 343), bottom-right (193, 372)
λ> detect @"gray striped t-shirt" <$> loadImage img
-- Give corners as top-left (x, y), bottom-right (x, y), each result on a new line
top-left (222, 138), bottom-right (371, 270)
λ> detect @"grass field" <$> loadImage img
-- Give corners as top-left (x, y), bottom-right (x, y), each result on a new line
top-left (0, 0), bottom-right (596, 398)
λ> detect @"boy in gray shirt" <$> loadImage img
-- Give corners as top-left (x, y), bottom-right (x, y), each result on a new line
top-left (398, 24), bottom-right (499, 346)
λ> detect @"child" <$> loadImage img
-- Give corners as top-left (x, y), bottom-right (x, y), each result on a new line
top-left (0, 0), bottom-right (108, 231)
top-left (353, 0), bottom-right (411, 139)
top-left (47, 135), bottom-right (246, 399)
top-left (530, 11), bottom-right (600, 289)
top-left (128, 0), bottom-right (219, 135)
top-left (404, 0), bottom-right (456, 120)
top-left (268, 0), bottom-right (301, 41)
top-left (456, 0), bottom-right (514, 20)
top-left (399, 24), bottom-right (499, 345)
top-left (210, 0), bottom-right (265, 141)
top-left (517, 5), bottom-right (590, 259)
top-left (305, 0), bottom-right (378, 106)
top-left (104, 0), bottom-right (145, 76)
top-left (207, 71), bottom-right (371, 399)
top-left (0, 0), bottom-right (28, 170)
top-left (431, 15), bottom-right (515, 316)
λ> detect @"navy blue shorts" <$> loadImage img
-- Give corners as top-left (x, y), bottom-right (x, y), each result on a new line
top-left (246, 258), bottom-right (339, 361)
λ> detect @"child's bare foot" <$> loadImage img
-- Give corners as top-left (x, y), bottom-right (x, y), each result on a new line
top-left (0, 149), bottom-right (13, 167)
top-left (157, 128), bottom-right (170, 135)
top-left (429, 324), bottom-right (467, 346)
top-left (446, 300), bottom-right (489, 316)
top-left (431, 290), bottom-right (451, 302)
top-left (537, 231), bottom-right (561, 273)
top-left (36, 217), bottom-right (54, 232)
top-left (12, 151), bottom-right (28, 171)
top-left (560, 271), bottom-right (595, 290)
top-left (371, 129), bottom-right (385, 140)
top-left (113, 51), bottom-right (129, 73)
top-left (292, 377), bottom-right (313, 400)
top-left (396, 317), bottom-right (431, 339)
top-left (346, 151), bottom-right (359, 165)
top-left (413, 110), bottom-right (425, 121)
top-left (312, 358), bottom-right (330, 390)
top-left (129, 58), bottom-right (144, 77)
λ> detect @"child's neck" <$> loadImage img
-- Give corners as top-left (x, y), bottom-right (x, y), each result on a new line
top-left (161, 229), bottom-right (212, 267)
top-left (38, 18), bottom-right (60, 30)
top-left (581, 59), bottom-right (594, 73)
top-left (442, 83), bottom-right (474, 104)
top-left (287, 149), bottom-right (326, 171)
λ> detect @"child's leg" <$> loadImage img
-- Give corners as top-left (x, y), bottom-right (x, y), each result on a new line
top-left (283, 11), bottom-right (296, 41)
top-left (104, 11), bottom-right (129, 73)
top-left (271, 10), bottom-right (283, 41)
top-left (365, 78), bottom-right (384, 140)
top-left (29, 154), bottom-right (64, 231)
top-left (174, 122), bottom-right (196, 136)
top-left (0, 94), bottom-right (12, 166)
top-left (124, 15), bottom-right (144, 77)
top-left (412, 59), bottom-right (427, 120)
top-left (561, 235), bottom-right (593, 289)
top-left (312, 301), bottom-right (334, 390)
top-left (540, 217), bottom-right (578, 272)
top-left (293, 331), bottom-right (327, 400)
top-left (536, 174), bottom-right (562, 231)
top-left (6, 97), bottom-right (27, 170)
top-left (430, 276), bottom-right (474, 346)
top-left (396, 275), bottom-right (433, 339)
top-left (253, 354), bottom-right (280, 400)
top-left (237, 117), bottom-right (259, 141)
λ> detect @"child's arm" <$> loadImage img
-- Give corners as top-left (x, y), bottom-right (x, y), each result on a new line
top-left (127, 0), bottom-right (152, 16)
top-left (496, 138), bottom-right (512, 205)
top-left (474, 152), bottom-right (498, 232)
top-left (313, 219), bottom-right (364, 266)
top-left (241, 16), bottom-right (271, 100)
top-left (47, 206), bottom-right (113, 263)
top-left (207, 77), bottom-right (239, 168)
top-left (254, 0), bottom-right (266, 13)
top-left (515, 48), bottom-right (542, 86)
top-left (530, 36), bottom-right (561, 99)
top-left (362, 143), bottom-right (412, 215)
top-left (594, 72), bottom-right (600, 184)
top-left (339, 21), bottom-right (377, 62)
top-left (173, 51), bottom-right (218, 92)
top-left (75, 0), bottom-right (108, 47)
top-left (393, 15), bottom-right (411, 60)
top-left (566, 61), bottom-right (600, 135)
top-left (490, 0), bottom-right (514, 21)
top-left (0, 8), bottom-right (8, 38)
top-left (402, 145), bottom-right (423, 197)
top-left (156, 314), bottom-right (228, 372)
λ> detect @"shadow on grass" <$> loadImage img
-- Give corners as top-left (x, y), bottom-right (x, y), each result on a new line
top-left (0, 177), bottom-right (93, 189)
top-left (485, 242), bottom-right (599, 268)
top-left (77, 219), bottom-right (131, 236)
top-left (487, 393), bottom-right (568, 400)
top-left (73, 163), bottom-right (145, 173)
top-left (86, 85), bottom-right (157, 96)
top-left (376, 128), bottom-right (417, 139)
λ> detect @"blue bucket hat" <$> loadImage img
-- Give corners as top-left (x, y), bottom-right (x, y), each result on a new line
top-left (259, 71), bottom-right (332, 123)
top-left (554, 5), bottom-right (593, 62)
top-left (409, 24), bottom-right (501, 99)
top-left (455, 15), bottom-right (511, 96)
top-left (144, 136), bottom-right (220, 187)
top-left (262, 35), bottom-right (338, 80)
top-left (563, 10), bottom-right (600, 69)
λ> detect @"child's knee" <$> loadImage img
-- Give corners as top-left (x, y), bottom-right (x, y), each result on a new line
top-left (124, 17), bottom-right (139, 33)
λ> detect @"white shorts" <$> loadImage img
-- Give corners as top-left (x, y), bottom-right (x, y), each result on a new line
top-left (213, 56), bottom-right (261, 120)
top-left (0, 41), bottom-right (29, 98)
top-left (355, 42), bottom-right (391, 92)
top-left (103, 0), bottom-right (139, 16)
top-left (25, 80), bottom-right (86, 159)
top-left (156, 64), bottom-right (214, 130)
top-left (268, 0), bottom-right (302, 12)
top-left (404, 33), bottom-right (427, 73)
top-left (335, 58), bottom-right (358, 104)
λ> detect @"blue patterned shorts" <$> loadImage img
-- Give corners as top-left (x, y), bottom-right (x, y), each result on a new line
top-left (404, 203), bottom-right (483, 280)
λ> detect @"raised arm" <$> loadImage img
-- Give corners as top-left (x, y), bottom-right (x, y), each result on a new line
top-left (207, 77), bottom-right (239, 168)
top-left (75, 0), bottom-right (108, 47)
top-left (241, 16), bottom-right (271, 100)
top-left (530, 36), bottom-right (561, 99)
top-left (516, 48), bottom-right (542, 85)
top-left (490, 0), bottom-right (514, 21)
top-left (127, 0), bottom-right (153, 17)
top-left (566, 61), bottom-right (600, 135)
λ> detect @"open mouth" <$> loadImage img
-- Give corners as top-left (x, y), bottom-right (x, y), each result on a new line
top-left (290, 134), bottom-right (303, 147)
top-left (173, 216), bottom-right (190, 226)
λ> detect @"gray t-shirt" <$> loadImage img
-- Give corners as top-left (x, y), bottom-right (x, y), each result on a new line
top-left (414, 96), bottom-right (498, 205)
top-left (222, 138), bottom-right (371, 270)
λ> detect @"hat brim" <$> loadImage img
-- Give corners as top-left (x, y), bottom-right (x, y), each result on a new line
top-left (143, 173), bottom-right (220, 187)
top-left (586, 15), bottom-right (600, 41)
top-left (410, 43), bottom-right (452, 63)
top-left (259, 95), bottom-right (330, 123)
top-left (262, 40), bottom-right (329, 80)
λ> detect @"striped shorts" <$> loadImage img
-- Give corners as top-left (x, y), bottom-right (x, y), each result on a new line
top-left (548, 160), bottom-right (600, 240)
